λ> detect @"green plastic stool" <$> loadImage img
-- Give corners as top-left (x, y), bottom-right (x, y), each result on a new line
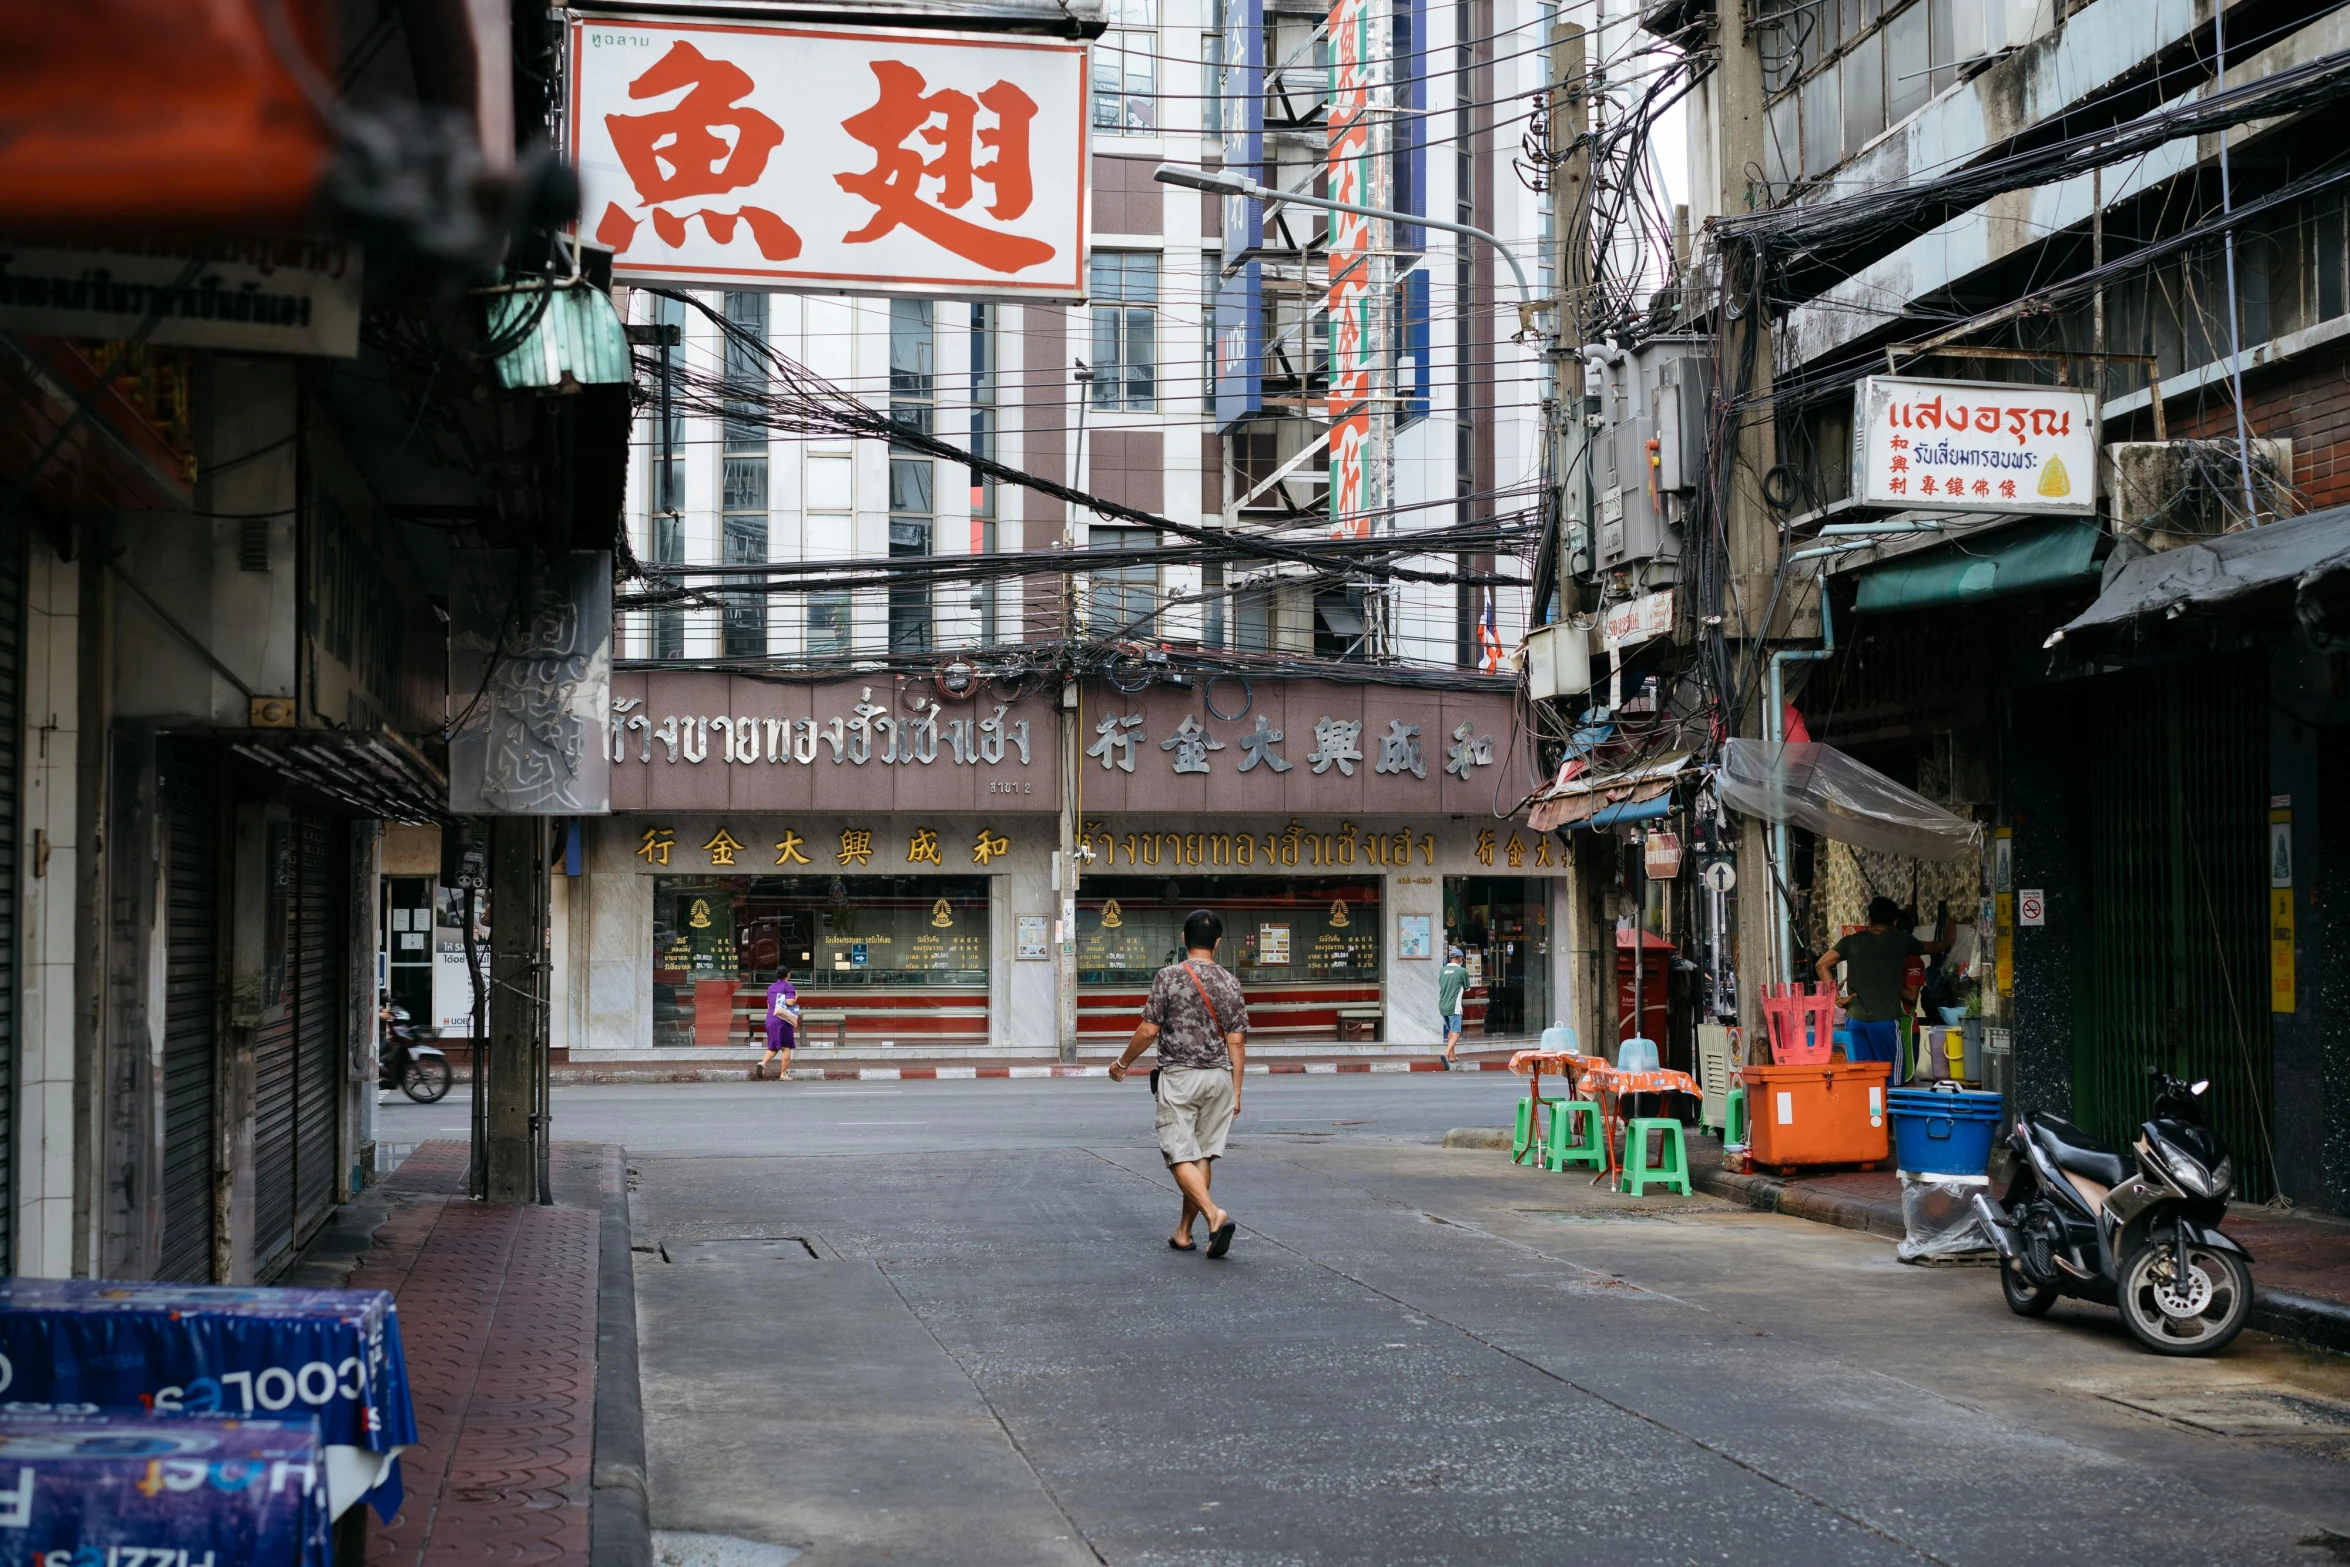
top-left (1619, 1118), bottom-right (1692, 1196)
top-left (1514, 1096), bottom-right (1569, 1163)
top-left (1543, 1100), bottom-right (1605, 1171)
top-left (1723, 1086), bottom-right (1749, 1148)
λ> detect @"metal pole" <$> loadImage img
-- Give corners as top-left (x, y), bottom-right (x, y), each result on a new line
top-left (2214, 3), bottom-right (2260, 524)
top-left (1155, 166), bottom-right (1537, 310)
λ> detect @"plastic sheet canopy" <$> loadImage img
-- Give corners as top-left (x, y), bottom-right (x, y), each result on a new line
top-left (1715, 740), bottom-right (1982, 862)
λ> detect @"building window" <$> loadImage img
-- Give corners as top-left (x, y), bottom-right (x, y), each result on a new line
top-left (969, 303), bottom-right (1001, 644)
top-left (805, 454), bottom-right (853, 657)
top-left (649, 293), bottom-right (689, 659)
top-left (721, 292), bottom-right (769, 656)
top-left (722, 458), bottom-right (768, 657)
top-left (1090, 251), bottom-right (1159, 411)
top-left (889, 300), bottom-right (935, 653)
top-left (1093, 0), bottom-right (1157, 134)
top-left (1236, 586), bottom-right (1273, 651)
top-left (1087, 525), bottom-right (1159, 636)
top-left (1202, 249), bottom-right (1222, 404)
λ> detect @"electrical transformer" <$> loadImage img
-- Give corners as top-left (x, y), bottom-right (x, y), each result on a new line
top-left (1591, 336), bottom-right (1713, 586)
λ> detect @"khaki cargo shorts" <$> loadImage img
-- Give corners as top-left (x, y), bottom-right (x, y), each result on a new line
top-left (1155, 1066), bottom-right (1236, 1166)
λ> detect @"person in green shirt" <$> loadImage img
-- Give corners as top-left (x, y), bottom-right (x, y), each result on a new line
top-left (1438, 947), bottom-right (1471, 1069)
top-left (1815, 897), bottom-right (1953, 1064)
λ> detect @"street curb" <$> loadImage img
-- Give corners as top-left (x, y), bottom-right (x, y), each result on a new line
top-left (545, 1059), bottom-right (1517, 1085)
top-left (1689, 1164), bottom-right (1910, 1242)
top-left (2249, 1287), bottom-right (2350, 1356)
top-left (590, 1145), bottom-right (652, 1567)
top-left (1456, 1127), bottom-right (2350, 1356)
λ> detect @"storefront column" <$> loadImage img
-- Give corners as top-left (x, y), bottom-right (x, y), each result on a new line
top-left (1548, 874), bottom-right (1575, 1035)
top-left (575, 826), bottom-right (653, 1052)
top-left (1385, 870), bottom-right (1440, 1046)
top-left (1003, 860), bottom-right (1054, 1051)
top-left (1056, 683), bottom-right (1079, 1062)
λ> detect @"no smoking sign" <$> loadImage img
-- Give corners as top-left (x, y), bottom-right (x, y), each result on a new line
top-left (2017, 889), bottom-right (2046, 927)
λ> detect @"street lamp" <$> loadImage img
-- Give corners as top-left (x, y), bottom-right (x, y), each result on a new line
top-left (1153, 163), bottom-right (1536, 311)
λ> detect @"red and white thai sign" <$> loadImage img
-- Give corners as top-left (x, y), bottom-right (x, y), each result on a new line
top-left (1324, 0), bottom-right (1384, 538)
top-left (567, 18), bottom-right (1088, 298)
top-left (1854, 376), bottom-right (2098, 515)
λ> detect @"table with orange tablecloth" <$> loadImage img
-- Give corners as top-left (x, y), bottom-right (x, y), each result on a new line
top-left (1506, 1051), bottom-right (1606, 1165)
top-left (1577, 1064), bottom-right (1701, 1185)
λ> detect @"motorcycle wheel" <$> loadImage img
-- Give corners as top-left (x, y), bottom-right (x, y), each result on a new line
top-left (401, 1055), bottom-right (455, 1105)
top-left (2118, 1237), bottom-right (2252, 1356)
top-left (1999, 1258), bottom-right (2057, 1318)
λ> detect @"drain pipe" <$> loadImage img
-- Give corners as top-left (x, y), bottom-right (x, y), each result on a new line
top-left (1764, 584), bottom-right (1836, 983)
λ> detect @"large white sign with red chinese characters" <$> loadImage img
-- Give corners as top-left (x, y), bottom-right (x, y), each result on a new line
top-left (1853, 376), bottom-right (2099, 515)
top-left (567, 18), bottom-right (1087, 298)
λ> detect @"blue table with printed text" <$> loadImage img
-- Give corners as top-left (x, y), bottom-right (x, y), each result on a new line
top-left (0, 1410), bottom-right (333, 1567)
top-left (0, 1280), bottom-right (416, 1524)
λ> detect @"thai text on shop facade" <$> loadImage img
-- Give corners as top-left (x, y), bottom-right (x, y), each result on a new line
top-left (608, 687), bottom-right (1499, 783)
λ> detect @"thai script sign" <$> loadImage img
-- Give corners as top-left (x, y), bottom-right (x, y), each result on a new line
top-left (567, 18), bottom-right (1087, 299)
top-left (1602, 589), bottom-right (1675, 651)
top-left (1854, 376), bottom-right (2098, 515)
top-left (0, 239), bottom-right (361, 356)
top-left (610, 674), bottom-right (1515, 815)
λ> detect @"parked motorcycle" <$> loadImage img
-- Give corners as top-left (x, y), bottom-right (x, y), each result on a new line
top-left (379, 1002), bottom-right (454, 1104)
top-left (1972, 1070), bottom-right (2253, 1355)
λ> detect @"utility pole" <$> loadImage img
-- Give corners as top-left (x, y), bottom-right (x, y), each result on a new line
top-left (1711, 0), bottom-right (1785, 1051)
top-left (484, 814), bottom-right (549, 1202)
top-left (1550, 15), bottom-right (1612, 1058)
top-left (1056, 363), bottom-right (1089, 1064)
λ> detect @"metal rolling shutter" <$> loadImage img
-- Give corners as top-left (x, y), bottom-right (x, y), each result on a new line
top-left (157, 741), bottom-right (218, 1282)
top-left (0, 523), bottom-right (21, 1270)
top-left (2073, 652), bottom-right (2273, 1199)
top-left (250, 820), bottom-right (298, 1270)
top-left (291, 811), bottom-right (343, 1243)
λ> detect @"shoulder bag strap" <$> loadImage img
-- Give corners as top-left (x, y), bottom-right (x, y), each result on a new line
top-left (1180, 960), bottom-right (1227, 1038)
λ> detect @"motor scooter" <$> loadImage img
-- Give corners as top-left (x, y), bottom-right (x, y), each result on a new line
top-left (379, 1002), bottom-right (454, 1104)
top-left (1973, 1069), bottom-right (2254, 1355)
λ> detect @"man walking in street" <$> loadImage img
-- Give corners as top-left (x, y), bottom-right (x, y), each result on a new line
top-left (760, 970), bottom-right (801, 1081)
top-left (1816, 897), bottom-right (1953, 1065)
top-left (1110, 909), bottom-right (1248, 1258)
top-left (1438, 946), bottom-right (1470, 1069)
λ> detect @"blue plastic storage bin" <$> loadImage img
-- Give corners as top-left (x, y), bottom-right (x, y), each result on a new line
top-left (1886, 1088), bottom-right (2003, 1176)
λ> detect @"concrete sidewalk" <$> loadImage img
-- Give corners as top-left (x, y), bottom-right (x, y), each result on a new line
top-left (1444, 1123), bottom-right (2350, 1355)
top-left (1684, 1139), bottom-right (2350, 1354)
top-left (291, 1141), bottom-right (647, 1567)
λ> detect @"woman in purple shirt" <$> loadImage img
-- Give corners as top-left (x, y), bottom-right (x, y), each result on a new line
top-left (760, 974), bottom-right (800, 1081)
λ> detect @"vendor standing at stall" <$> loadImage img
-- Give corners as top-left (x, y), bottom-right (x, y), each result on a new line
top-left (1816, 897), bottom-right (1953, 1065)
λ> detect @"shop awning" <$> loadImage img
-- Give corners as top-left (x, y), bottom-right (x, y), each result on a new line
top-left (1715, 740), bottom-right (1981, 861)
top-left (1850, 518), bottom-right (2103, 614)
top-left (2045, 503), bottom-right (2350, 645)
top-left (1526, 753), bottom-right (1688, 832)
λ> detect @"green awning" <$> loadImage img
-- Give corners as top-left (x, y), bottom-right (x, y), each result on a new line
top-left (1851, 518), bottom-right (2104, 614)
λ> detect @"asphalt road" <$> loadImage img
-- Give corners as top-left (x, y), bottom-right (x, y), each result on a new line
top-left (380, 1079), bottom-right (2350, 1566)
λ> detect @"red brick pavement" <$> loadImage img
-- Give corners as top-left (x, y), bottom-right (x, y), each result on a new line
top-left (353, 1142), bottom-right (599, 1567)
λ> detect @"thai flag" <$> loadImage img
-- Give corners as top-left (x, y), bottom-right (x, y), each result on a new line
top-left (1476, 593), bottom-right (1504, 672)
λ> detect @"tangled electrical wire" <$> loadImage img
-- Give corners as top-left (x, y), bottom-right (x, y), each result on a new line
top-left (1719, 41), bottom-right (2350, 306)
top-left (1516, 43), bottom-right (1711, 345)
top-left (624, 288), bottom-right (1538, 689)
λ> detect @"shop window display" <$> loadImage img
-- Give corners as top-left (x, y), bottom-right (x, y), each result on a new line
top-left (1076, 876), bottom-right (1379, 984)
top-left (652, 875), bottom-right (988, 1047)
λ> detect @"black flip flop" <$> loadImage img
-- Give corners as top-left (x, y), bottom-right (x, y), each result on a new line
top-left (1167, 1237), bottom-right (1196, 1252)
top-left (1206, 1220), bottom-right (1237, 1259)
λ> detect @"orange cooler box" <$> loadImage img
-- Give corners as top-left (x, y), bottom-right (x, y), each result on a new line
top-left (1739, 1062), bottom-right (1891, 1168)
